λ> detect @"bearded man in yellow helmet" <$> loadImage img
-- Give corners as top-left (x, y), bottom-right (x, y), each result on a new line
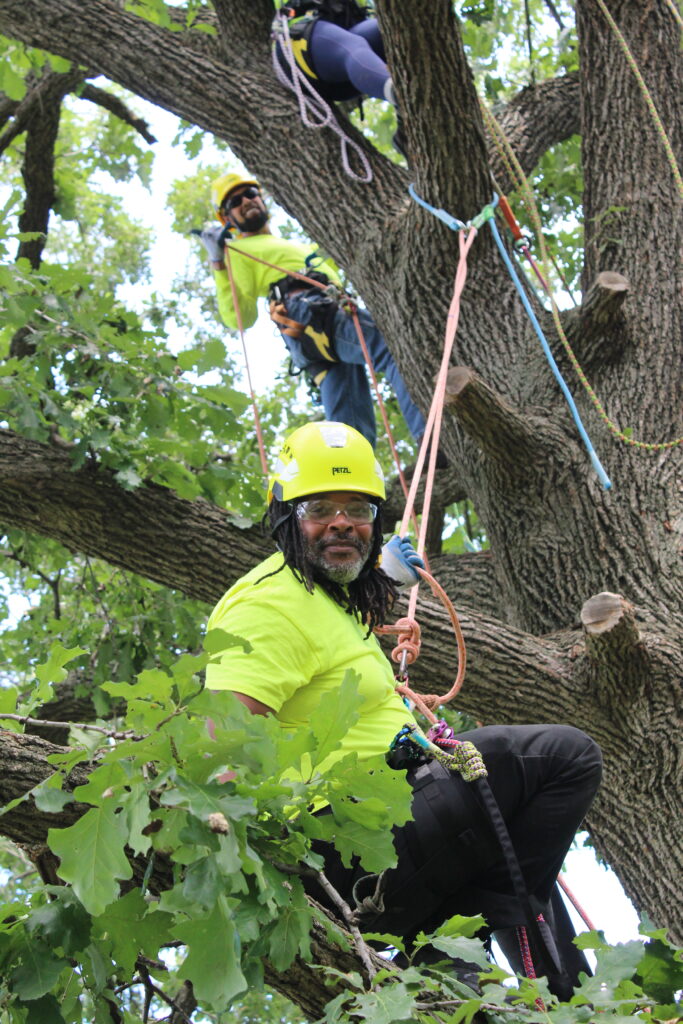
top-left (195, 174), bottom-right (426, 449)
top-left (206, 421), bottom-right (602, 998)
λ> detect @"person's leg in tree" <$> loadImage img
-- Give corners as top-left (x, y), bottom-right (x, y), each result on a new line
top-left (307, 18), bottom-right (390, 99)
top-left (434, 725), bottom-right (602, 997)
top-left (349, 19), bottom-right (386, 61)
top-left (330, 306), bottom-right (426, 441)
top-left (319, 362), bottom-right (377, 447)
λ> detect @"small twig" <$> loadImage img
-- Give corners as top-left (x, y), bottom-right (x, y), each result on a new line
top-left (0, 713), bottom-right (140, 740)
top-left (131, 971), bottom-right (194, 1024)
top-left (270, 858), bottom-right (380, 982)
top-left (1, 546), bottom-right (61, 617)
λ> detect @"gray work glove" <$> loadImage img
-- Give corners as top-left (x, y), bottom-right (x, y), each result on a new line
top-left (192, 223), bottom-right (229, 263)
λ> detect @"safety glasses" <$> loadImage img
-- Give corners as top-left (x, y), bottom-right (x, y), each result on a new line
top-left (295, 499), bottom-right (378, 525)
top-left (222, 185), bottom-right (261, 212)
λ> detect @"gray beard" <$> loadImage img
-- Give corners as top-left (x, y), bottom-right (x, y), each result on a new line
top-left (304, 535), bottom-right (371, 586)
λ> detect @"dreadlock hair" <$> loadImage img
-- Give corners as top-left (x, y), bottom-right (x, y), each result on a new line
top-left (260, 496), bottom-right (398, 634)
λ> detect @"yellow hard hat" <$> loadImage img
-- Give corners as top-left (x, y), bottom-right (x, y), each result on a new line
top-left (268, 422), bottom-right (385, 503)
top-left (211, 172), bottom-right (260, 221)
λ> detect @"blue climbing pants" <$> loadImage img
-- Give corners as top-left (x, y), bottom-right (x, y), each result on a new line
top-left (284, 290), bottom-right (425, 447)
top-left (307, 18), bottom-right (388, 99)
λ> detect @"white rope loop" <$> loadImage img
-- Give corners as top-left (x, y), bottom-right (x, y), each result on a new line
top-left (271, 12), bottom-right (373, 184)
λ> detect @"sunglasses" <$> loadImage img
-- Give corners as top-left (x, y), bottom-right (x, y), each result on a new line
top-left (223, 185), bottom-right (261, 212)
top-left (295, 499), bottom-right (378, 525)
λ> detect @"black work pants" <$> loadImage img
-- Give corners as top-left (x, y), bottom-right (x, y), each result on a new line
top-left (307, 724), bottom-right (602, 975)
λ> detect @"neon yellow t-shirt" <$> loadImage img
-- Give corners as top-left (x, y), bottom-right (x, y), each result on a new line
top-left (205, 553), bottom-right (414, 768)
top-left (214, 233), bottom-right (342, 329)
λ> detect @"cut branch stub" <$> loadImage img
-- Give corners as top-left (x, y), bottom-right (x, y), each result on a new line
top-left (581, 591), bottom-right (642, 669)
top-left (563, 271), bottom-right (630, 370)
top-left (581, 591), bottom-right (636, 636)
top-left (443, 365), bottom-right (564, 480)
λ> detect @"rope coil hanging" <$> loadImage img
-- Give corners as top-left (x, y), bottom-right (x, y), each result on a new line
top-left (271, 11), bottom-right (373, 184)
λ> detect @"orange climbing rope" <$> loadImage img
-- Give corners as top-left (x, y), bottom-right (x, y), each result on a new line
top-left (376, 224), bottom-right (479, 717)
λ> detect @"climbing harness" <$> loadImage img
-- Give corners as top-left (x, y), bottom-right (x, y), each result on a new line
top-left (271, 9), bottom-right (373, 184)
top-left (482, 102), bottom-right (683, 454)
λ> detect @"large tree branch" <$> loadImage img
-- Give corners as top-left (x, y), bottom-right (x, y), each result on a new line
top-left (490, 73), bottom-right (580, 185)
top-left (0, 430), bottom-right (270, 604)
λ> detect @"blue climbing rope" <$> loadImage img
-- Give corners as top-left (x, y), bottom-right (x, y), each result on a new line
top-left (409, 184), bottom-right (611, 490)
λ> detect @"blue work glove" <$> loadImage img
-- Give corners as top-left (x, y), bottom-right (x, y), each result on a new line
top-left (381, 535), bottom-right (425, 587)
top-left (192, 223), bottom-right (229, 263)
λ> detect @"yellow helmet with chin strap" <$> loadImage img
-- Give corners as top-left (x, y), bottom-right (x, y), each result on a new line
top-left (211, 172), bottom-right (260, 222)
top-left (268, 422), bottom-right (385, 503)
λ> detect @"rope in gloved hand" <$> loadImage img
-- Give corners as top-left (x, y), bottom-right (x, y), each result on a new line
top-left (375, 193), bottom-right (494, 720)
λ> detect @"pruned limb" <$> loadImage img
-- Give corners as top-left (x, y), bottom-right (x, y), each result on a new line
top-left (443, 366), bottom-right (568, 481)
top-left (581, 592), bottom-right (642, 664)
top-left (79, 83), bottom-right (157, 143)
top-left (574, 592), bottom-right (651, 712)
top-left (562, 271), bottom-right (630, 370)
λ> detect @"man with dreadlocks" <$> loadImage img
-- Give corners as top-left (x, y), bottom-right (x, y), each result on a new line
top-left (206, 421), bottom-right (602, 999)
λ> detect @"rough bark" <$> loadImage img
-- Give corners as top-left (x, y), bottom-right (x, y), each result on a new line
top-left (0, 0), bottom-right (681, 993)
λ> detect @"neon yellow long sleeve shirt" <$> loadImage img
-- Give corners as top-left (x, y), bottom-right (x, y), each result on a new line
top-left (213, 233), bottom-right (342, 330)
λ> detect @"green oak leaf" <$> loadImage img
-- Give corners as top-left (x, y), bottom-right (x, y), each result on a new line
top-left (635, 937), bottom-right (683, 1003)
top-left (47, 803), bottom-right (133, 916)
top-left (10, 939), bottom-right (68, 1000)
top-left (173, 896), bottom-right (247, 1010)
top-left (35, 644), bottom-right (86, 687)
top-left (91, 890), bottom-right (173, 975)
top-left (309, 671), bottom-right (362, 770)
top-left (23, 993), bottom-right (66, 1024)
top-left (160, 776), bottom-right (256, 822)
top-left (351, 980), bottom-right (417, 1024)
top-left (266, 879), bottom-right (312, 972)
top-left (28, 889), bottom-right (92, 956)
top-left (319, 815), bottom-right (397, 873)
